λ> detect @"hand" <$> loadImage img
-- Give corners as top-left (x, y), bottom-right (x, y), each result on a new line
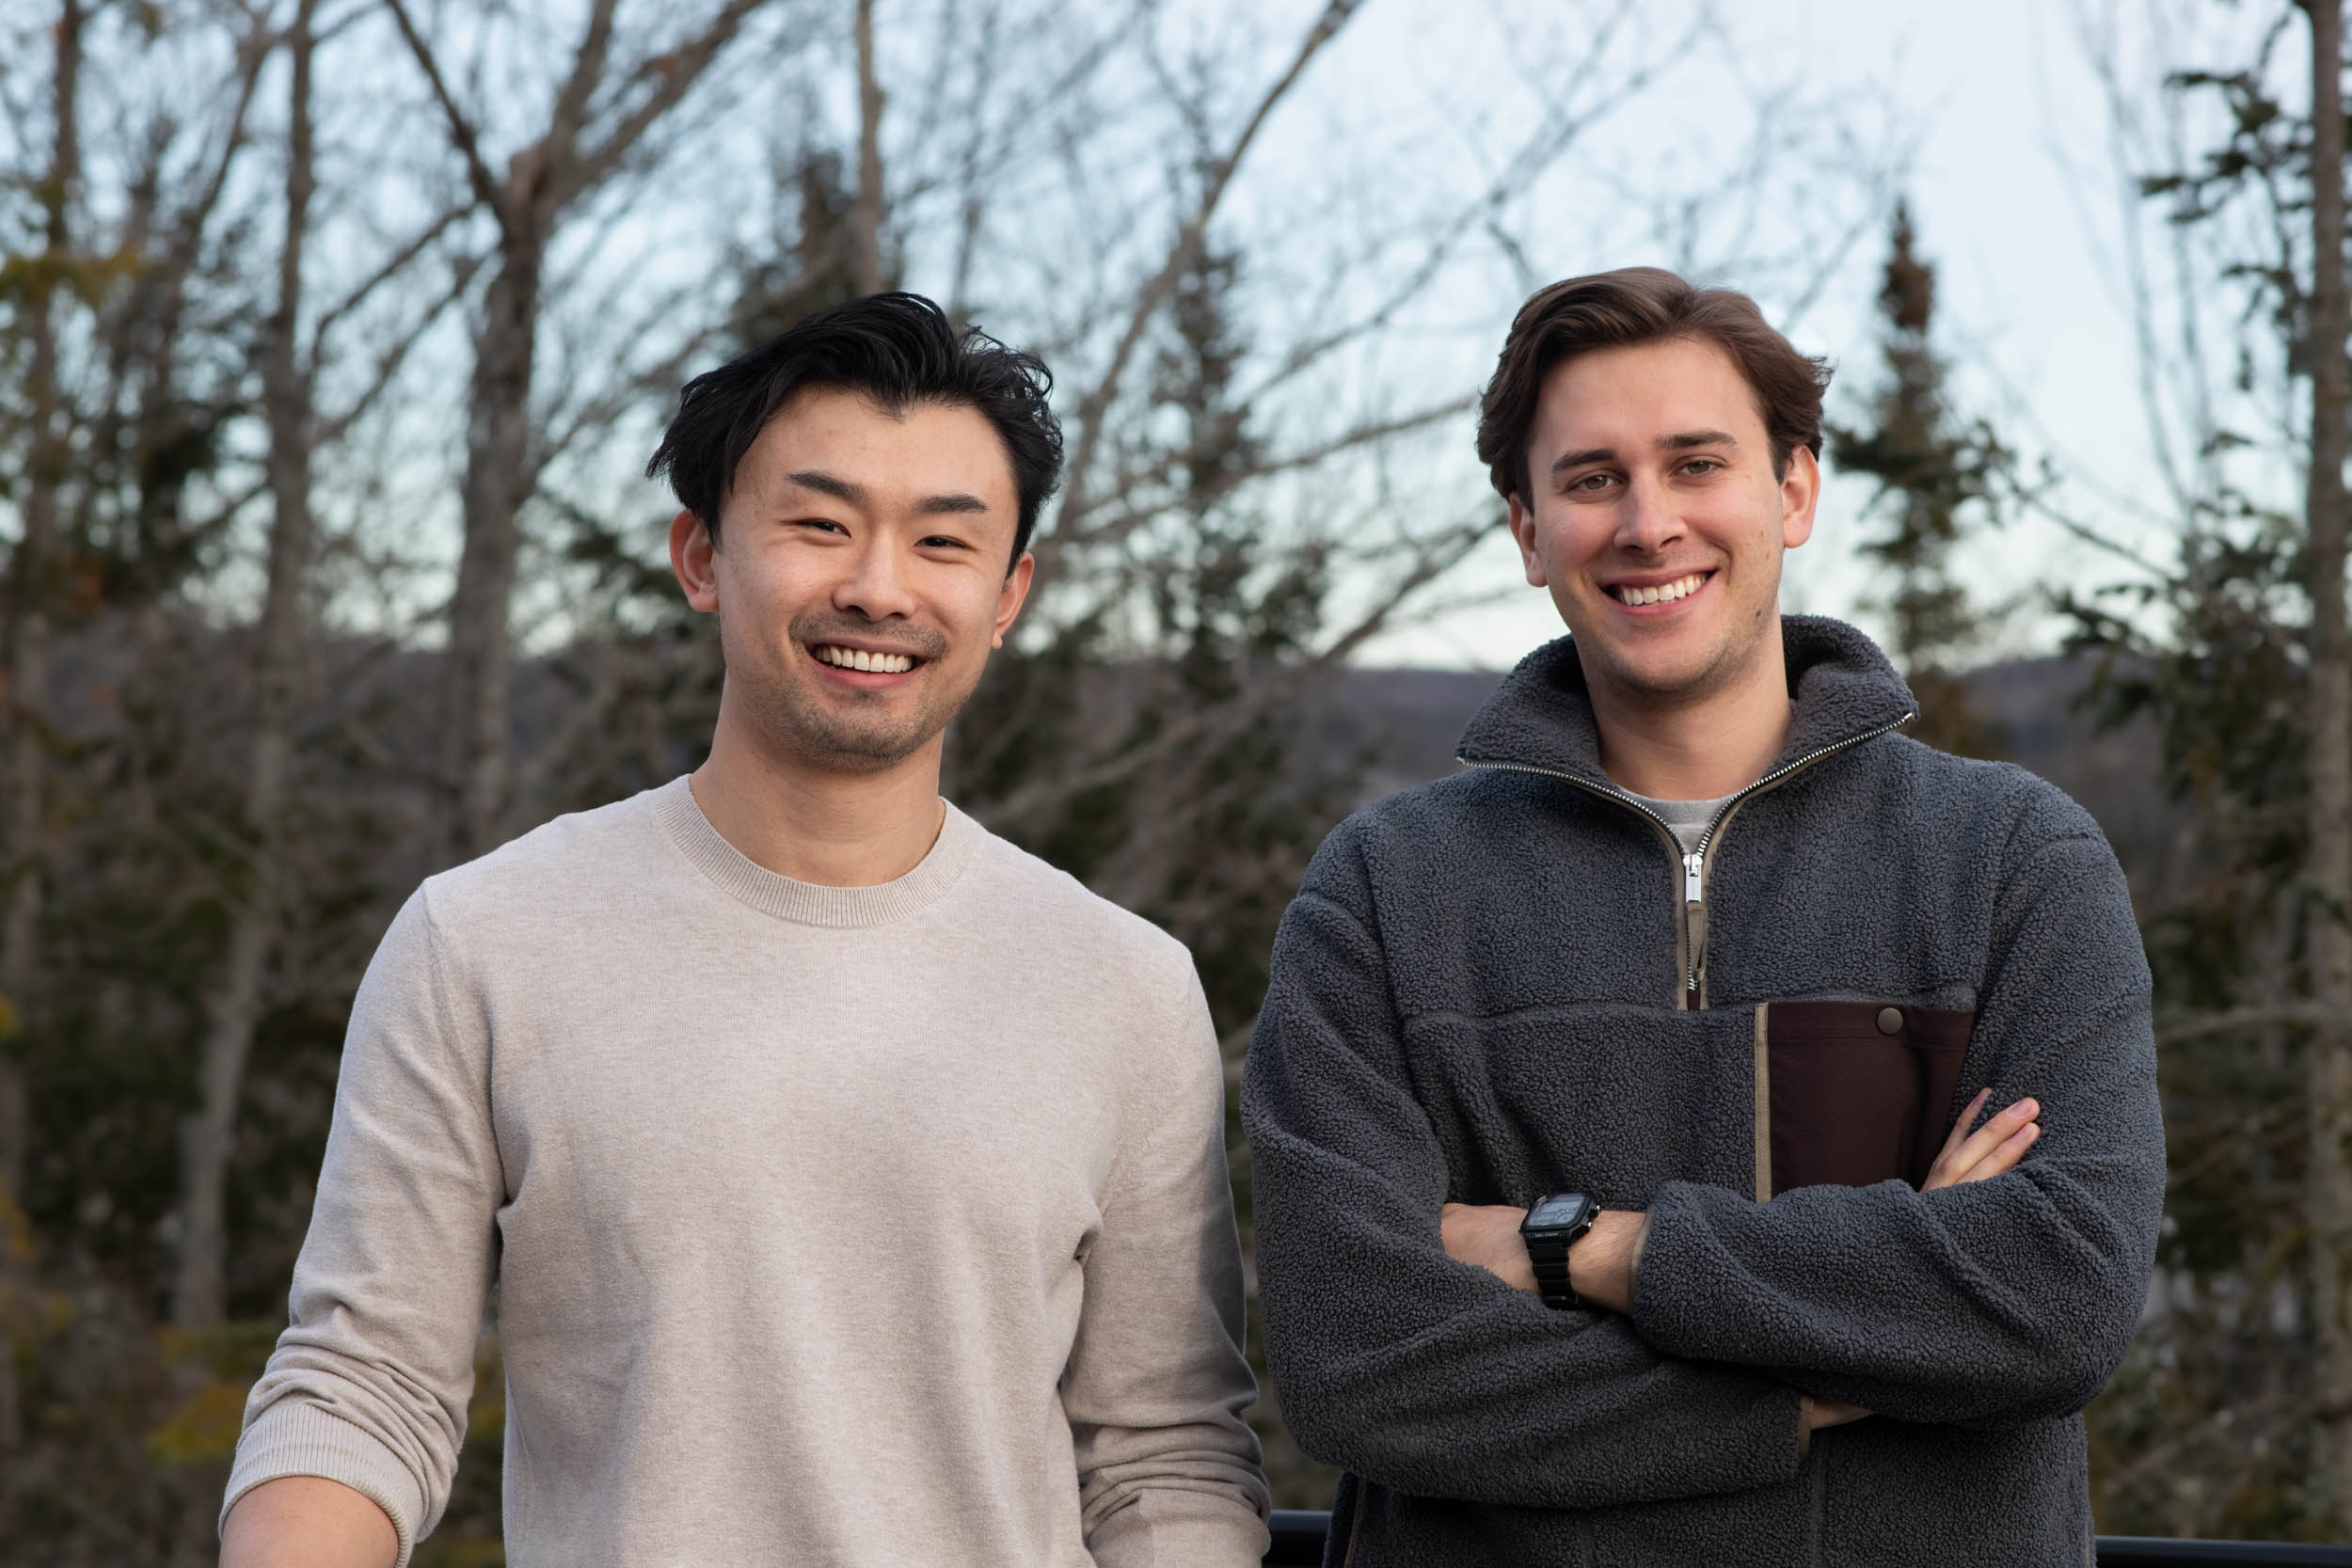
top-left (1440, 1201), bottom-right (1534, 1291)
top-left (1923, 1088), bottom-right (2041, 1191)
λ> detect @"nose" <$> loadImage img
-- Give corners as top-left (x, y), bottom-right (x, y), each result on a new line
top-left (1613, 472), bottom-right (1685, 555)
top-left (834, 532), bottom-right (919, 621)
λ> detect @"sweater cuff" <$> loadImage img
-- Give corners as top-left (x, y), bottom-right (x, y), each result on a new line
top-left (1087, 1490), bottom-right (1270, 1568)
top-left (222, 1402), bottom-right (424, 1568)
top-left (1628, 1211), bottom-right (1653, 1289)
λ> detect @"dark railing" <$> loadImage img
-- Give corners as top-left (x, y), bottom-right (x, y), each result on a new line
top-left (1260, 1510), bottom-right (2352, 1566)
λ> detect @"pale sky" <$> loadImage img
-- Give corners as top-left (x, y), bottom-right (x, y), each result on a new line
top-left (1333, 0), bottom-right (2213, 670)
top-left (271, 0), bottom-right (2255, 673)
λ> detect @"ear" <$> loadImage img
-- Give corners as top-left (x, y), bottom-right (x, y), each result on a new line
top-left (992, 550), bottom-right (1036, 648)
top-left (1779, 445), bottom-right (1820, 549)
top-left (670, 510), bottom-right (720, 612)
top-left (1506, 494), bottom-right (1548, 587)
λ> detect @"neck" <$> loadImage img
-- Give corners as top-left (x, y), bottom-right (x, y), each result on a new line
top-left (1586, 621), bottom-right (1794, 801)
top-left (690, 697), bottom-right (947, 887)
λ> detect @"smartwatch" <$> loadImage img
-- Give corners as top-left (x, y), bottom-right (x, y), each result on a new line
top-left (1519, 1192), bottom-right (1599, 1309)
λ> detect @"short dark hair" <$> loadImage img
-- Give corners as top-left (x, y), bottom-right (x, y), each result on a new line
top-left (1475, 266), bottom-right (1831, 502)
top-left (646, 292), bottom-right (1064, 562)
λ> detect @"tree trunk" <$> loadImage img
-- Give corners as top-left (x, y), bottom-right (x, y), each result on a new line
top-left (437, 234), bottom-right (542, 867)
top-left (0, 0), bottom-right (82, 1475)
top-left (393, 0), bottom-right (761, 867)
top-left (173, 0), bottom-right (317, 1330)
top-left (2303, 0), bottom-right (2352, 1535)
top-left (854, 0), bottom-right (885, 296)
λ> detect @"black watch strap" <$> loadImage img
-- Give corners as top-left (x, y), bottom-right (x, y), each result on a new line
top-left (1520, 1192), bottom-right (1598, 1310)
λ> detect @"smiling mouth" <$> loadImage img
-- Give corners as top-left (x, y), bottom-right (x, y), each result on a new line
top-left (811, 643), bottom-right (922, 674)
top-left (1607, 570), bottom-right (1711, 607)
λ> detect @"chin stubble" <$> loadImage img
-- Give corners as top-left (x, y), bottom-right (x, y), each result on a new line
top-left (721, 608), bottom-right (968, 771)
top-left (1584, 588), bottom-right (1777, 707)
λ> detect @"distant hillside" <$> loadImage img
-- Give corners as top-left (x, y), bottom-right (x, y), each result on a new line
top-left (50, 617), bottom-right (2176, 908)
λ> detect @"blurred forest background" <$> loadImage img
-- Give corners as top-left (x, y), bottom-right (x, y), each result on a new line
top-left (4, 0), bottom-right (2352, 1560)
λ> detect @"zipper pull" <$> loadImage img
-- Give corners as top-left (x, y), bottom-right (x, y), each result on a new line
top-left (1682, 848), bottom-right (1709, 1005)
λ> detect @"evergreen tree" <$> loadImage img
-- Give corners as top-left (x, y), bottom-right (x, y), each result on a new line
top-left (730, 150), bottom-right (879, 352)
top-left (1828, 200), bottom-right (2013, 755)
top-left (945, 238), bottom-right (1358, 1507)
top-left (2062, 7), bottom-right (2352, 1537)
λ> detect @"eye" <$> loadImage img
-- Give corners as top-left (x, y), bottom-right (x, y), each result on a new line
top-left (1677, 458), bottom-right (1724, 476)
top-left (1567, 471), bottom-right (1617, 493)
top-left (918, 533), bottom-right (972, 551)
top-left (793, 515), bottom-right (849, 535)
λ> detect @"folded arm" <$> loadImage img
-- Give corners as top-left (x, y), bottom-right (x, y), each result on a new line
top-left (1441, 1085), bottom-right (2045, 1435)
top-left (1628, 828), bottom-right (2166, 1426)
top-left (1244, 869), bottom-right (1808, 1511)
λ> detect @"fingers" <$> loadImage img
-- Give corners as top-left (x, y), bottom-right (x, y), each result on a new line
top-left (1987, 1119), bottom-right (2041, 1171)
top-left (1922, 1088), bottom-right (1992, 1189)
top-left (1933, 1088), bottom-right (1991, 1164)
top-left (1922, 1092), bottom-right (2042, 1190)
top-left (1931, 1094), bottom-right (2040, 1187)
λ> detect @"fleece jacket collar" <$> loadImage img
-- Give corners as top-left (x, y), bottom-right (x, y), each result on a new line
top-left (1454, 613), bottom-right (1918, 787)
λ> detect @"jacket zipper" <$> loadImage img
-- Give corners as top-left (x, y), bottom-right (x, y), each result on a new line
top-left (1459, 710), bottom-right (1913, 1009)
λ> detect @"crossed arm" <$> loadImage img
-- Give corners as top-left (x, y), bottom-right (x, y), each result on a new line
top-left (1241, 817), bottom-right (2163, 1510)
top-left (1438, 1086), bottom-right (2045, 1438)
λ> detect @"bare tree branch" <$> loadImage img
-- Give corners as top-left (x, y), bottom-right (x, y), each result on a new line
top-left (543, 0), bottom-right (623, 187)
top-left (559, 0), bottom-right (770, 205)
top-left (1051, 0), bottom-right (1364, 543)
top-left (308, 200), bottom-right (469, 353)
top-left (854, 0), bottom-right (884, 295)
top-left (979, 514), bottom-right (1483, 837)
top-left (2156, 1002), bottom-right (2334, 1045)
top-left (381, 0), bottom-right (509, 223)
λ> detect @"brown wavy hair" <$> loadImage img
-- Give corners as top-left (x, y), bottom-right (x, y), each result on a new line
top-left (1475, 267), bottom-right (1832, 503)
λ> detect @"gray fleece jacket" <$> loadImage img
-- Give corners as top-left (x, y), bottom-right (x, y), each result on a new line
top-left (1242, 616), bottom-right (2164, 1567)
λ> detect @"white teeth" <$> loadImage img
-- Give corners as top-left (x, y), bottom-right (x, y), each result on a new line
top-left (815, 645), bottom-right (915, 673)
top-left (1615, 572), bottom-right (1705, 606)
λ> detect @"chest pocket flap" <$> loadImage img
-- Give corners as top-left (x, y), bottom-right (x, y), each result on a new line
top-left (1762, 1001), bottom-right (1974, 1197)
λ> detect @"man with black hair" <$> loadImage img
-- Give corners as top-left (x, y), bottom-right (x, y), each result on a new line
top-left (221, 293), bottom-right (1269, 1568)
top-left (1245, 268), bottom-right (2164, 1564)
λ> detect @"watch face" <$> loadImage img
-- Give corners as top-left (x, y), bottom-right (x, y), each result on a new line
top-left (1527, 1194), bottom-right (1592, 1229)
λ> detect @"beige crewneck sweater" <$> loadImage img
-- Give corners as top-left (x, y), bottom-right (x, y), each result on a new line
top-left (224, 779), bottom-right (1269, 1567)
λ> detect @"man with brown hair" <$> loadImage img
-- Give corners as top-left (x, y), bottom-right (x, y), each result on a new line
top-left (1244, 267), bottom-right (2162, 1563)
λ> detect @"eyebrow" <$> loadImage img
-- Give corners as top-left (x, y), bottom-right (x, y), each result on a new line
top-left (783, 468), bottom-right (993, 516)
top-left (1549, 429), bottom-right (1742, 480)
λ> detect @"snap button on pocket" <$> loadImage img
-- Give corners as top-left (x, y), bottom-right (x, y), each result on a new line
top-left (1765, 1000), bottom-right (1977, 1192)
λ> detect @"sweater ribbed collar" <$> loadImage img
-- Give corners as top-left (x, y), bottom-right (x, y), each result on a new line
top-left (1454, 614), bottom-right (1917, 785)
top-left (652, 776), bottom-right (980, 928)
